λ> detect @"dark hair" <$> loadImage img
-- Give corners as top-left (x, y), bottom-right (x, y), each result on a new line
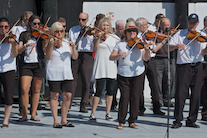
top-left (25, 15), bottom-right (40, 42)
top-left (0, 17), bottom-right (9, 24)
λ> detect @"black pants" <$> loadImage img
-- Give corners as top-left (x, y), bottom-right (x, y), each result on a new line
top-left (118, 73), bottom-right (145, 124)
top-left (140, 58), bottom-right (161, 111)
top-left (70, 52), bottom-right (93, 108)
top-left (202, 64), bottom-right (207, 118)
top-left (0, 70), bottom-right (15, 105)
top-left (174, 63), bottom-right (202, 123)
top-left (95, 78), bottom-right (115, 97)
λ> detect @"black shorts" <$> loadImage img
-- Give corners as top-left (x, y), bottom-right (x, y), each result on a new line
top-left (0, 70), bottom-right (15, 105)
top-left (21, 63), bottom-right (45, 78)
top-left (48, 80), bottom-right (73, 93)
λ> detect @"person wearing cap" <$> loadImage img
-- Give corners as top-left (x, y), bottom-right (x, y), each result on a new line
top-left (110, 21), bottom-right (150, 129)
top-left (201, 16), bottom-right (207, 122)
top-left (148, 13), bottom-right (165, 32)
top-left (169, 13), bottom-right (207, 128)
top-left (135, 17), bottom-right (166, 116)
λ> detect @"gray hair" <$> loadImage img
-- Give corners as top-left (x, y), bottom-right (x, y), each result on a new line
top-left (98, 17), bottom-right (113, 34)
top-left (115, 20), bottom-right (125, 29)
top-left (50, 22), bottom-right (65, 39)
top-left (135, 17), bottom-right (147, 27)
top-left (23, 11), bottom-right (33, 20)
top-left (204, 16), bottom-right (207, 24)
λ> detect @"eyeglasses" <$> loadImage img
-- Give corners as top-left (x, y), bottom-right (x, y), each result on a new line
top-left (126, 29), bottom-right (137, 32)
top-left (31, 21), bottom-right (41, 25)
top-left (79, 18), bottom-right (87, 21)
top-left (54, 30), bottom-right (64, 33)
top-left (0, 25), bottom-right (9, 29)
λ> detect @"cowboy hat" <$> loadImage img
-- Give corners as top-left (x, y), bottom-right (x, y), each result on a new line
top-left (121, 21), bottom-right (139, 36)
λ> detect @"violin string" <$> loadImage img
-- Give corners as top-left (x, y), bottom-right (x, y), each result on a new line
top-left (0, 18), bottom-right (20, 44)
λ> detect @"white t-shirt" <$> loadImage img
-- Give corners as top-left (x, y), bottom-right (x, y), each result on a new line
top-left (24, 38), bottom-right (39, 63)
top-left (148, 23), bottom-right (157, 32)
top-left (46, 41), bottom-right (73, 81)
top-left (0, 42), bottom-right (16, 73)
top-left (169, 29), bottom-right (206, 64)
top-left (66, 25), bottom-right (94, 52)
top-left (91, 34), bottom-right (119, 82)
top-left (11, 25), bottom-right (27, 42)
top-left (113, 40), bottom-right (145, 77)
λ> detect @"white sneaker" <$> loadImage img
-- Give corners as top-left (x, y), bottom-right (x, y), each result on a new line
top-left (106, 113), bottom-right (113, 121)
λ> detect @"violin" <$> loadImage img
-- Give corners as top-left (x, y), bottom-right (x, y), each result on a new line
top-left (128, 37), bottom-right (147, 49)
top-left (81, 26), bottom-right (107, 41)
top-left (145, 30), bottom-right (167, 40)
top-left (187, 31), bottom-right (207, 43)
top-left (0, 32), bottom-right (17, 43)
top-left (32, 24), bottom-right (50, 39)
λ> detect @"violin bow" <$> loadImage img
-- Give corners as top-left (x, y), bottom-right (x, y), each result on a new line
top-left (75, 17), bottom-right (95, 47)
top-left (185, 26), bottom-right (207, 47)
top-left (125, 26), bottom-right (150, 57)
top-left (91, 26), bottom-right (120, 41)
top-left (0, 18), bottom-right (20, 44)
top-left (154, 19), bottom-right (161, 44)
top-left (29, 16), bottom-right (51, 54)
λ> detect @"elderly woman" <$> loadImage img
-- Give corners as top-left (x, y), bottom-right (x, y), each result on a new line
top-left (89, 17), bottom-right (120, 121)
top-left (110, 21), bottom-right (150, 129)
top-left (45, 22), bottom-right (78, 128)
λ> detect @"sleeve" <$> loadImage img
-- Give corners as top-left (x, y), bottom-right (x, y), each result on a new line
top-left (19, 31), bottom-right (26, 44)
top-left (113, 42), bottom-right (119, 52)
top-left (169, 32), bottom-right (179, 45)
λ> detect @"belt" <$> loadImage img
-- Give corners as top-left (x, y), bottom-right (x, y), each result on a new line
top-left (180, 62), bottom-right (201, 66)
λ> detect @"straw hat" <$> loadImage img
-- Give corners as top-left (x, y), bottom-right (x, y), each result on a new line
top-left (121, 21), bottom-right (139, 36)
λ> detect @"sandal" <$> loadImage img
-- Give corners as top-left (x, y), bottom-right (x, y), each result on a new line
top-left (53, 123), bottom-right (62, 128)
top-left (117, 123), bottom-right (124, 129)
top-left (1, 124), bottom-right (9, 128)
top-left (62, 122), bottom-right (75, 127)
top-left (17, 116), bottom-right (28, 122)
top-left (30, 116), bottom-right (40, 121)
top-left (129, 123), bottom-right (139, 129)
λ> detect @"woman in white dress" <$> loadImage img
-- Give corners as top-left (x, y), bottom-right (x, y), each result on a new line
top-left (45, 22), bottom-right (78, 128)
top-left (89, 17), bottom-right (120, 121)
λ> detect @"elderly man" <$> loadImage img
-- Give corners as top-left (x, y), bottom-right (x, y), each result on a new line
top-left (66, 12), bottom-right (94, 113)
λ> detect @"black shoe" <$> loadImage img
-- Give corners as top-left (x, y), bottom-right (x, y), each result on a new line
top-left (201, 116), bottom-right (207, 121)
top-left (153, 110), bottom-right (165, 115)
top-left (171, 121), bottom-right (182, 129)
top-left (164, 102), bottom-right (174, 107)
top-left (79, 107), bottom-right (88, 113)
top-left (186, 121), bottom-right (200, 128)
top-left (89, 114), bottom-right (97, 122)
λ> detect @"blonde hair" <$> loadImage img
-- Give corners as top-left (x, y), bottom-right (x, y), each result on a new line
top-left (98, 17), bottom-right (113, 34)
top-left (50, 22), bottom-right (65, 39)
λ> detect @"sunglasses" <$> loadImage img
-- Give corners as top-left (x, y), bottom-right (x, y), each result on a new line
top-left (31, 21), bottom-right (41, 25)
top-left (126, 29), bottom-right (137, 32)
top-left (54, 30), bottom-right (64, 33)
top-left (0, 25), bottom-right (9, 29)
top-left (79, 18), bottom-right (87, 21)
top-left (62, 25), bottom-right (66, 28)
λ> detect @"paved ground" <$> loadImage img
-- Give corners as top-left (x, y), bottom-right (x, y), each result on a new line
top-left (0, 98), bottom-right (206, 138)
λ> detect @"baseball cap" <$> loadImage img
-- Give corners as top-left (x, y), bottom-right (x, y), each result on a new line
top-left (188, 13), bottom-right (199, 23)
top-left (155, 13), bottom-right (165, 20)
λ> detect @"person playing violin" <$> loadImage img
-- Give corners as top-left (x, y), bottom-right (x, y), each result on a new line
top-left (110, 21), bottom-right (150, 129)
top-left (155, 17), bottom-right (175, 108)
top-left (148, 13), bottom-right (165, 32)
top-left (45, 22), bottom-right (78, 128)
top-left (89, 17), bottom-right (120, 121)
top-left (201, 16), bottom-right (207, 122)
top-left (0, 17), bottom-right (18, 128)
top-left (135, 17), bottom-right (165, 116)
top-left (17, 15), bottom-right (48, 122)
top-left (169, 13), bottom-right (207, 129)
top-left (66, 12), bottom-right (94, 113)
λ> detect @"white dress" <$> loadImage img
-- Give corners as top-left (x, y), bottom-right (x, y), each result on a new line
top-left (91, 34), bottom-right (120, 82)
